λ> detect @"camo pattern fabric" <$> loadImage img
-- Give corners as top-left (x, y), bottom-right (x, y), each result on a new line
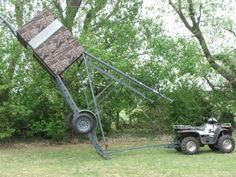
top-left (34, 27), bottom-right (84, 75)
top-left (17, 10), bottom-right (56, 47)
top-left (16, 9), bottom-right (84, 75)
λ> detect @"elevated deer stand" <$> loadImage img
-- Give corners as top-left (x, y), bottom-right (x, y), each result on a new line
top-left (0, 10), bottom-right (172, 159)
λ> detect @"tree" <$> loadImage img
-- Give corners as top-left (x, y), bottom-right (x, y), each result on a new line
top-left (169, 0), bottom-right (236, 91)
top-left (52, 0), bottom-right (83, 31)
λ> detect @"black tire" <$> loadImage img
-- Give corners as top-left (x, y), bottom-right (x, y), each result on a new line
top-left (173, 136), bottom-right (182, 152)
top-left (175, 147), bottom-right (182, 152)
top-left (208, 144), bottom-right (218, 151)
top-left (71, 112), bottom-right (97, 134)
top-left (217, 135), bottom-right (235, 153)
top-left (65, 112), bottom-right (73, 128)
top-left (181, 136), bottom-right (200, 154)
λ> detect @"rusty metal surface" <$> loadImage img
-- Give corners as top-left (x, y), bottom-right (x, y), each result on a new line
top-left (16, 9), bottom-right (85, 75)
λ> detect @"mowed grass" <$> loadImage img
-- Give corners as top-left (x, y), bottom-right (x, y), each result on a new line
top-left (0, 134), bottom-right (236, 177)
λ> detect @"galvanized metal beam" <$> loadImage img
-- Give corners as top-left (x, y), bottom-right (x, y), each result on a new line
top-left (83, 54), bottom-right (107, 143)
top-left (85, 51), bottom-right (173, 102)
top-left (95, 82), bottom-right (113, 101)
top-left (0, 15), bottom-right (17, 36)
top-left (109, 143), bottom-right (170, 154)
top-left (55, 76), bottom-right (80, 115)
top-left (87, 60), bottom-right (154, 103)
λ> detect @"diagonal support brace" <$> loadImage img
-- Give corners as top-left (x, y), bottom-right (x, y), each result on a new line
top-left (88, 131), bottom-right (110, 160)
top-left (0, 15), bottom-right (17, 36)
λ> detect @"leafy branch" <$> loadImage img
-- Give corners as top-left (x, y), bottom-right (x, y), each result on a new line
top-left (169, 0), bottom-right (236, 91)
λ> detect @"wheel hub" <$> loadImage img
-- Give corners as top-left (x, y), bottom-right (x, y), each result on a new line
top-left (186, 141), bottom-right (197, 152)
top-left (77, 117), bottom-right (90, 132)
top-left (71, 110), bottom-right (97, 134)
top-left (223, 139), bottom-right (232, 150)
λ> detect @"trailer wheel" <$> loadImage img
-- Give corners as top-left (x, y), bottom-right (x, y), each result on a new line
top-left (208, 144), bottom-right (218, 151)
top-left (71, 111), bottom-right (97, 134)
top-left (65, 112), bottom-right (73, 128)
top-left (181, 136), bottom-right (200, 154)
top-left (217, 135), bottom-right (235, 153)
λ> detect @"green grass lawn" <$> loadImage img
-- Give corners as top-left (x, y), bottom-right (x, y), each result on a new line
top-left (0, 135), bottom-right (236, 177)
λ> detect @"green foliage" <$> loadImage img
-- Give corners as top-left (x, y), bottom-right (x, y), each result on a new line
top-left (170, 85), bottom-right (212, 126)
top-left (45, 117), bottom-right (67, 141)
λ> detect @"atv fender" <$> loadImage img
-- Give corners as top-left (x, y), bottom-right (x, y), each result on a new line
top-left (210, 127), bottom-right (233, 144)
top-left (176, 130), bottom-right (201, 139)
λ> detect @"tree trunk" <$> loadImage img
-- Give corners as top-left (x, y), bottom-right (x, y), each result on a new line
top-left (169, 0), bottom-right (236, 91)
top-left (115, 111), bottom-right (120, 129)
top-left (14, 0), bottom-right (24, 27)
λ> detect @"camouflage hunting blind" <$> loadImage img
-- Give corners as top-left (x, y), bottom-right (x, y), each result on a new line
top-left (17, 10), bottom-right (84, 76)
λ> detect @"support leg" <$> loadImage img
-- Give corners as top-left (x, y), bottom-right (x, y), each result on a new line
top-left (88, 131), bottom-right (110, 160)
top-left (83, 54), bottom-right (110, 159)
top-left (56, 75), bottom-right (109, 159)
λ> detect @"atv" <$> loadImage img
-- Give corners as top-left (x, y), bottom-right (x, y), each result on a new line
top-left (173, 118), bottom-right (235, 154)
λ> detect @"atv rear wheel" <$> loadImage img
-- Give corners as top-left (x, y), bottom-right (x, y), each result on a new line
top-left (217, 135), bottom-right (235, 153)
top-left (181, 137), bottom-right (200, 154)
top-left (208, 144), bottom-right (218, 151)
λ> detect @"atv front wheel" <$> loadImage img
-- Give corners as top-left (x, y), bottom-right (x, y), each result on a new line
top-left (208, 144), bottom-right (218, 151)
top-left (181, 137), bottom-right (200, 154)
top-left (173, 136), bottom-right (182, 152)
top-left (217, 135), bottom-right (235, 153)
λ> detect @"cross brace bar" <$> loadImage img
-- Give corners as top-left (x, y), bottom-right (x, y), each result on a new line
top-left (85, 52), bottom-right (173, 103)
top-left (87, 61), bottom-right (154, 102)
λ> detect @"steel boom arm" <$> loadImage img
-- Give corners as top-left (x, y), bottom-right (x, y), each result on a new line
top-left (0, 15), bottom-right (17, 36)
